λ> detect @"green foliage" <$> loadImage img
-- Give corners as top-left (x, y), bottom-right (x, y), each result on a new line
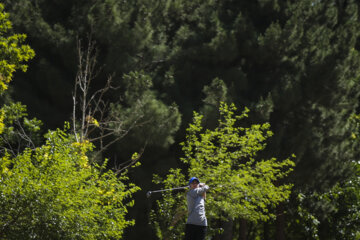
top-left (350, 113), bottom-right (360, 140)
top-left (287, 193), bottom-right (321, 240)
top-left (0, 7), bottom-right (141, 238)
top-left (150, 169), bottom-right (187, 240)
top-left (110, 70), bottom-right (181, 147)
top-left (0, 102), bottom-right (43, 156)
top-left (0, 3), bottom-right (34, 94)
top-left (150, 102), bottom-right (295, 238)
top-left (202, 78), bottom-right (228, 108)
top-left (285, 113), bottom-right (360, 240)
top-left (0, 109), bottom-right (4, 134)
top-left (287, 167), bottom-right (360, 240)
top-left (182, 102), bottom-right (295, 221)
top-left (150, 0), bottom-right (360, 192)
top-left (319, 176), bottom-right (360, 240)
top-left (3, 0), bottom-right (360, 238)
top-left (0, 127), bottom-right (140, 239)
top-left (0, 3), bottom-right (34, 137)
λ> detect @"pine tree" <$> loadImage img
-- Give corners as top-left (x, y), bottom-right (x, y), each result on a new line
top-left (4, 0), bottom-right (360, 238)
top-left (148, 0), bottom-right (360, 238)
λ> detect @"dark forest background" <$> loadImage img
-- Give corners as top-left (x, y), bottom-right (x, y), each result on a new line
top-left (2, 0), bottom-right (360, 239)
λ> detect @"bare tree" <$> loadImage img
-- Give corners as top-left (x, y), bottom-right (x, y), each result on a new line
top-left (72, 37), bottom-right (147, 171)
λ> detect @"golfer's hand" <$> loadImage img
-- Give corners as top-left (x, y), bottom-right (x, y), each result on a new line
top-left (199, 183), bottom-right (205, 187)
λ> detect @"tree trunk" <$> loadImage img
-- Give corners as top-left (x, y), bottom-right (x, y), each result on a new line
top-left (222, 219), bottom-right (233, 240)
top-left (239, 218), bottom-right (247, 240)
top-left (276, 203), bottom-right (285, 240)
top-left (212, 219), bottom-right (222, 240)
top-left (263, 221), bottom-right (270, 240)
top-left (213, 218), bottom-right (233, 240)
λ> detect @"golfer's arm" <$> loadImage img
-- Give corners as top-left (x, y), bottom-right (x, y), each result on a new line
top-left (195, 184), bottom-right (209, 195)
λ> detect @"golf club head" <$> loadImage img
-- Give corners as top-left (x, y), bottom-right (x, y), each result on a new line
top-left (146, 191), bottom-right (152, 198)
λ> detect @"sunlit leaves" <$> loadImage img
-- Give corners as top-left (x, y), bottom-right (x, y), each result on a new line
top-left (0, 3), bottom-right (34, 94)
top-left (150, 168), bottom-right (187, 240)
top-left (0, 3), bottom-right (34, 141)
top-left (0, 109), bottom-right (4, 134)
top-left (151, 102), bottom-right (295, 238)
top-left (0, 128), bottom-right (140, 239)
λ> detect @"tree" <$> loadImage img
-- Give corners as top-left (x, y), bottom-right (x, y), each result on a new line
top-left (4, 0), bottom-right (360, 238)
top-left (147, 1), bottom-right (360, 238)
top-left (146, 0), bottom-right (360, 190)
top-left (150, 102), bottom-right (295, 239)
top-left (285, 159), bottom-right (360, 240)
top-left (72, 37), bottom-right (181, 166)
top-left (0, 126), bottom-right (140, 239)
top-left (71, 38), bottom-right (147, 158)
top-left (0, 5), bottom-right (140, 238)
top-left (0, 2), bottom-right (34, 134)
top-left (2, 0), bottom-right (169, 129)
top-left (0, 3), bottom-right (34, 94)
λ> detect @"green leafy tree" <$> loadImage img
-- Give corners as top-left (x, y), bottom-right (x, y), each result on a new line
top-left (148, 0), bottom-right (360, 191)
top-left (71, 39), bottom-right (181, 159)
top-left (147, 1), bottom-right (360, 238)
top-left (0, 3), bottom-right (34, 94)
top-left (0, 5), bottom-right (141, 238)
top-left (286, 161), bottom-right (360, 240)
top-left (150, 102), bottom-right (295, 239)
top-left (5, 0), bottom-right (360, 238)
top-left (0, 3), bottom-right (34, 134)
top-left (150, 168), bottom-right (187, 240)
top-left (112, 70), bottom-right (181, 148)
top-left (2, 0), bottom-right (170, 128)
top-left (283, 113), bottom-right (360, 240)
top-left (285, 113), bottom-right (360, 240)
top-left (0, 125), bottom-right (140, 239)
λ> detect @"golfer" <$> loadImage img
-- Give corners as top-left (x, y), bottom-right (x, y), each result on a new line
top-left (185, 177), bottom-right (209, 240)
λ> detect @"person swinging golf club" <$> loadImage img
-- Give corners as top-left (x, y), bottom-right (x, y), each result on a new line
top-left (185, 177), bottom-right (209, 240)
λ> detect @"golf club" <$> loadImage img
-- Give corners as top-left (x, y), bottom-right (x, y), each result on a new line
top-left (146, 186), bottom-right (188, 198)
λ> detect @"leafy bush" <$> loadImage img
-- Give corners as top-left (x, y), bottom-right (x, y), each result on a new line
top-left (0, 126), bottom-right (140, 239)
top-left (150, 102), bottom-right (295, 238)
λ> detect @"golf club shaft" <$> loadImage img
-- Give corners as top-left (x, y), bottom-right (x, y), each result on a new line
top-left (150, 186), bottom-right (188, 193)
